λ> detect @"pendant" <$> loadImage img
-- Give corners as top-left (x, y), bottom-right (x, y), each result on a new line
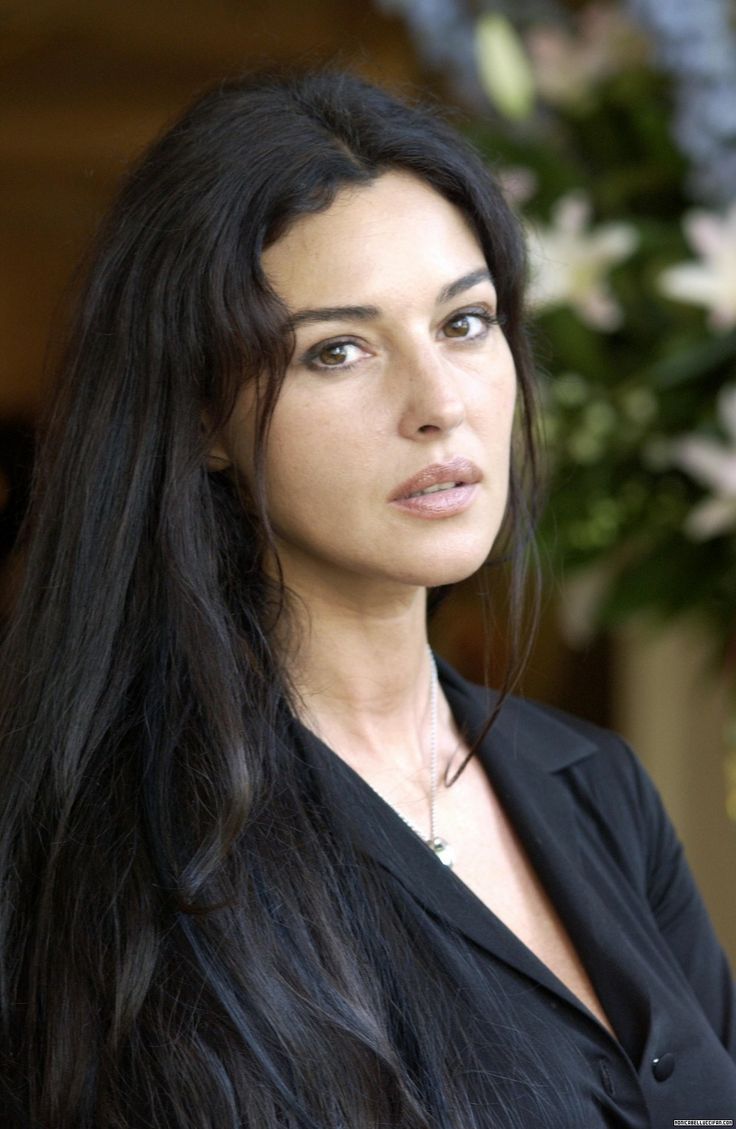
top-left (427, 836), bottom-right (454, 869)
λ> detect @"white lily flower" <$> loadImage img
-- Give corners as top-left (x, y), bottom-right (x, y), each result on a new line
top-left (526, 192), bottom-right (638, 330)
top-left (475, 14), bottom-right (535, 122)
top-left (658, 203), bottom-right (736, 330)
top-left (497, 165), bottom-right (537, 208)
top-left (670, 385), bottom-right (736, 538)
top-left (527, 3), bottom-right (647, 108)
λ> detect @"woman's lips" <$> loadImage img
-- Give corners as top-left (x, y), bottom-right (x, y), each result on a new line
top-left (388, 456), bottom-right (482, 518)
top-left (389, 482), bottom-right (479, 518)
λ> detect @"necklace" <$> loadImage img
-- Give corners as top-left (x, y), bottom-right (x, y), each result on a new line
top-left (371, 647), bottom-right (455, 869)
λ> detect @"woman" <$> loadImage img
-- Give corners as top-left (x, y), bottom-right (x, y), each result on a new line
top-left (0, 69), bottom-right (733, 1129)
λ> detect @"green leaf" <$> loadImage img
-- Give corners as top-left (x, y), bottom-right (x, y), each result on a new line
top-left (644, 331), bottom-right (736, 389)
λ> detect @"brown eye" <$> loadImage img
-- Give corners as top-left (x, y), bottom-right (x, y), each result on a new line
top-left (302, 339), bottom-right (366, 372)
top-left (318, 343), bottom-right (350, 365)
top-left (444, 315), bottom-right (472, 338)
top-left (442, 310), bottom-right (495, 341)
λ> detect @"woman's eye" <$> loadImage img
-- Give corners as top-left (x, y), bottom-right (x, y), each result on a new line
top-left (443, 310), bottom-right (495, 339)
top-left (304, 340), bottom-right (365, 370)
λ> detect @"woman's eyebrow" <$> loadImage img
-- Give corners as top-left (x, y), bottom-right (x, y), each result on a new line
top-left (289, 304), bottom-right (380, 329)
top-left (437, 267), bottom-right (493, 303)
top-left (287, 268), bottom-right (494, 330)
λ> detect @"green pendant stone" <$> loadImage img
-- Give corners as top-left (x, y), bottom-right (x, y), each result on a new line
top-left (427, 836), bottom-right (454, 869)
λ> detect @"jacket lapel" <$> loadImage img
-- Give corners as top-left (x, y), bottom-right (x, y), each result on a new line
top-left (438, 660), bottom-right (653, 1057)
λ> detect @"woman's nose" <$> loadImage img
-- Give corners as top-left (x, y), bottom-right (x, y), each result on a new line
top-left (396, 346), bottom-right (466, 439)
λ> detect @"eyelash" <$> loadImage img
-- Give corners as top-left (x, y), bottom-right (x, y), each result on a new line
top-left (300, 306), bottom-right (503, 373)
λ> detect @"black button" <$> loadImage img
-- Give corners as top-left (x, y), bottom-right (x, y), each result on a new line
top-left (651, 1053), bottom-right (675, 1081)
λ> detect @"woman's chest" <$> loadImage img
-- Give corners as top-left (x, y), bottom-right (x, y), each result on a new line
top-left (437, 759), bottom-right (618, 1039)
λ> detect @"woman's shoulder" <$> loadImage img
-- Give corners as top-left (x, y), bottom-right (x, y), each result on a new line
top-left (438, 654), bottom-right (636, 775)
top-left (438, 656), bottom-right (660, 849)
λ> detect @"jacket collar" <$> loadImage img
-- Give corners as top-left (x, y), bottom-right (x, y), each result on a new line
top-left (435, 655), bottom-right (597, 773)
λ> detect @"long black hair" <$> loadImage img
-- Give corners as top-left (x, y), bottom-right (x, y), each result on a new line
top-left (0, 69), bottom-right (569, 1128)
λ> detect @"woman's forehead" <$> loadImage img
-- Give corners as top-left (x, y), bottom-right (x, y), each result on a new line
top-left (261, 171), bottom-right (488, 314)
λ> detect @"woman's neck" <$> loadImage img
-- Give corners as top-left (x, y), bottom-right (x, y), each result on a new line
top-left (282, 580), bottom-right (440, 781)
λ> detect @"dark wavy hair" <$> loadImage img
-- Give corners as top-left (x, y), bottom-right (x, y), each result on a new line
top-left (0, 70), bottom-right (571, 1128)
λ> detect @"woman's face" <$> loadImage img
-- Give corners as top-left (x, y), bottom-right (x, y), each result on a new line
top-left (217, 171), bottom-right (517, 601)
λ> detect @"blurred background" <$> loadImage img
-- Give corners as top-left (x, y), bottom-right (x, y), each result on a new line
top-left (1, 0), bottom-right (735, 957)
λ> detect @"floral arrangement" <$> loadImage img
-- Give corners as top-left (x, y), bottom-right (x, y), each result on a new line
top-left (378, 0), bottom-right (736, 673)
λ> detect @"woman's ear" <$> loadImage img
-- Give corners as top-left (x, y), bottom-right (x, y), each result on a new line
top-left (206, 439), bottom-right (232, 473)
top-left (201, 412), bottom-right (233, 473)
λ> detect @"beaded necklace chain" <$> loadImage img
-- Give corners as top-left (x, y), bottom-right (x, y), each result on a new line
top-left (369, 647), bottom-right (454, 869)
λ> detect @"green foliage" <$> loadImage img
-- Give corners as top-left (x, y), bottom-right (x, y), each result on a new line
top-left (470, 20), bottom-right (736, 664)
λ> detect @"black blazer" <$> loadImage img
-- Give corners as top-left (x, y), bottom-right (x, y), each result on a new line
top-left (297, 655), bottom-right (736, 1128)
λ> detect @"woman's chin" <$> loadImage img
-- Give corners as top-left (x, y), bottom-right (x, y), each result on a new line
top-left (395, 547), bottom-right (496, 590)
